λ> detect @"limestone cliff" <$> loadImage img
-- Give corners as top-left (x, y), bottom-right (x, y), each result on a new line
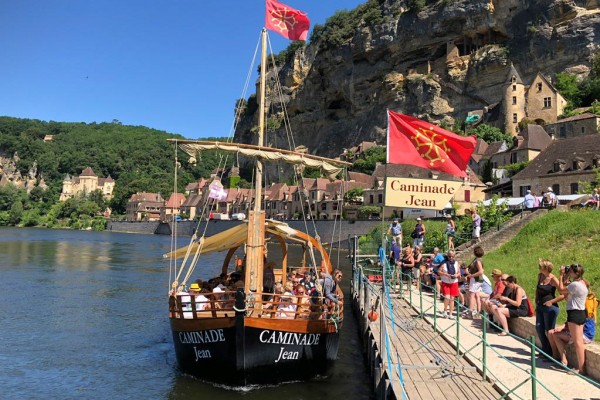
top-left (234, 0), bottom-right (600, 159)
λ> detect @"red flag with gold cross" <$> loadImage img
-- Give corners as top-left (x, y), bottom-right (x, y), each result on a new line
top-left (386, 110), bottom-right (476, 178)
top-left (265, 0), bottom-right (310, 41)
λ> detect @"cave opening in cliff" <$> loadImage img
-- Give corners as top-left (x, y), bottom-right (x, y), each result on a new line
top-left (454, 29), bottom-right (508, 56)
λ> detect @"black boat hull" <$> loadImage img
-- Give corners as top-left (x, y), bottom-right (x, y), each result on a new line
top-left (171, 319), bottom-right (340, 385)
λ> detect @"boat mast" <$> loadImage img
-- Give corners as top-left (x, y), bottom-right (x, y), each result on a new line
top-left (245, 28), bottom-right (268, 292)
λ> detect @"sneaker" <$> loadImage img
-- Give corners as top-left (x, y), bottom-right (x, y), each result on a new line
top-left (441, 311), bottom-right (449, 319)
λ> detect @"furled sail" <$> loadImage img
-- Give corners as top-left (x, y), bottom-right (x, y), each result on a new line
top-left (176, 141), bottom-right (348, 179)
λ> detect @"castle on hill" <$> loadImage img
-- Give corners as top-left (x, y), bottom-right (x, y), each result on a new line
top-left (59, 167), bottom-right (115, 201)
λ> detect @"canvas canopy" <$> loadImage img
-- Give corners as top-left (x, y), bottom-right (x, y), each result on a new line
top-left (179, 142), bottom-right (344, 179)
top-left (164, 220), bottom-right (301, 260)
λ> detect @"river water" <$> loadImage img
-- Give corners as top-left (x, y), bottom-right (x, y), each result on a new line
top-left (0, 228), bottom-right (372, 400)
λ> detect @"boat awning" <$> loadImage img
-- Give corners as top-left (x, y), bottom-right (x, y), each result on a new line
top-left (163, 220), bottom-right (300, 259)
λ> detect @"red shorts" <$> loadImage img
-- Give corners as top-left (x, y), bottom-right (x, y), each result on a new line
top-left (441, 281), bottom-right (459, 297)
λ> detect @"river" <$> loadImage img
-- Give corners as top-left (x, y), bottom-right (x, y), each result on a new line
top-left (0, 228), bottom-right (372, 400)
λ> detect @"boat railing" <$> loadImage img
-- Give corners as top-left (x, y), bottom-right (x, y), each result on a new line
top-left (170, 291), bottom-right (344, 322)
top-left (248, 293), bottom-right (344, 321)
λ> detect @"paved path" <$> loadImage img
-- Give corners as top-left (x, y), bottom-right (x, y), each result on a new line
top-left (379, 285), bottom-right (600, 399)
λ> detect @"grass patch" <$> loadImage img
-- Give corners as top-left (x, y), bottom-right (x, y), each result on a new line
top-left (484, 210), bottom-right (600, 339)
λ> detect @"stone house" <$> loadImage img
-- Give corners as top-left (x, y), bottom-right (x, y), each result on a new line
top-left (501, 65), bottom-right (568, 135)
top-left (544, 113), bottom-right (600, 139)
top-left (482, 125), bottom-right (553, 175)
top-left (162, 193), bottom-right (186, 221)
top-left (180, 194), bottom-right (204, 220)
top-left (59, 167), bottom-right (115, 201)
top-left (512, 134), bottom-right (600, 197)
top-left (126, 192), bottom-right (165, 221)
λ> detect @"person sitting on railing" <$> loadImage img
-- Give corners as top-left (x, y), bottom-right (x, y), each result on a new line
top-left (493, 276), bottom-right (530, 336)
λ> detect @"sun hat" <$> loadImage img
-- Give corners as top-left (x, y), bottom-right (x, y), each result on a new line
top-left (213, 286), bottom-right (224, 293)
top-left (189, 283), bottom-right (201, 291)
top-left (417, 217), bottom-right (422, 221)
top-left (547, 187), bottom-right (553, 192)
top-left (491, 269), bottom-right (502, 276)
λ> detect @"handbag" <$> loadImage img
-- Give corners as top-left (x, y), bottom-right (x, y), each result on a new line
top-left (410, 230), bottom-right (418, 239)
top-left (526, 297), bottom-right (535, 317)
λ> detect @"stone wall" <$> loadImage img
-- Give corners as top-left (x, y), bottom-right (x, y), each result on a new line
top-left (108, 219), bottom-right (383, 245)
top-left (509, 317), bottom-right (600, 381)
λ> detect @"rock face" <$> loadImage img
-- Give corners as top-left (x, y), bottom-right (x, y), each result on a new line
top-left (234, 0), bottom-right (600, 159)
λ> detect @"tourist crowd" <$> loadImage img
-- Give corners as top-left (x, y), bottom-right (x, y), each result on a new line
top-left (386, 242), bottom-right (598, 376)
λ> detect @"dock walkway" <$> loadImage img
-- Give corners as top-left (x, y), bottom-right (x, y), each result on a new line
top-left (357, 276), bottom-right (600, 399)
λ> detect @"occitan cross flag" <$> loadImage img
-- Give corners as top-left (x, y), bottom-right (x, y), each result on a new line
top-left (386, 110), bottom-right (477, 178)
top-left (265, 0), bottom-right (310, 41)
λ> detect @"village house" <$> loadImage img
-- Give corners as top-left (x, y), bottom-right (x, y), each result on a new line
top-left (126, 192), bottom-right (165, 221)
top-left (472, 64), bottom-right (568, 136)
top-left (162, 193), bottom-right (186, 221)
top-left (512, 134), bottom-right (600, 197)
top-left (544, 113), bottom-right (600, 139)
top-left (59, 167), bottom-right (115, 201)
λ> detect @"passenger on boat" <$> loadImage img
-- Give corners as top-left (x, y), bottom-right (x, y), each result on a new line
top-left (296, 284), bottom-right (311, 319)
top-left (300, 271), bottom-right (316, 294)
top-left (195, 287), bottom-right (210, 312)
top-left (324, 269), bottom-right (343, 305)
top-left (276, 292), bottom-right (297, 319)
top-left (263, 261), bottom-right (275, 295)
top-left (212, 285), bottom-right (225, 309)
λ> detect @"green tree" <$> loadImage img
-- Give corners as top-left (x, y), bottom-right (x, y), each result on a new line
top-left (352, 146), bottom-right (386, 174)
top-left (467, 124), bottom-right (511, 144)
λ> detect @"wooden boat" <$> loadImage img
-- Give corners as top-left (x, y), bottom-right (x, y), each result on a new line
top-left (165, 28), bottom-right (350, 386)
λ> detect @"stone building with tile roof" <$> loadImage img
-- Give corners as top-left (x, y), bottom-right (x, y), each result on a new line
top-left (544, 113), bottom-right (600, 139)
top-left (512, 134), bottom-right (600, 197)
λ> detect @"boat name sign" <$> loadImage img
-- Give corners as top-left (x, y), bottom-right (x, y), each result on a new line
top-left (179, 329), bottom-right (225, 344)
top-left (259, 330), bottom-right (320, 346)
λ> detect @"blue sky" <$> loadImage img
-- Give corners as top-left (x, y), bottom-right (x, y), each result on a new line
top-left (0, 0), bottom-right (365, 139)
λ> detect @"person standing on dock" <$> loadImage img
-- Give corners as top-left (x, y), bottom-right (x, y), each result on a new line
top-left (388, 218), bottom-right (403, 247)
top-left (439, 251), bottom-right (460, 319)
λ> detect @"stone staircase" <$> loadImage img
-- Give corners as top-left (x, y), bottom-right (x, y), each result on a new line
top-left (456, 209), bottom-right (548, 262)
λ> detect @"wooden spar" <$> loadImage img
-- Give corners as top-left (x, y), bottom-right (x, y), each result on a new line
top-left (165, 140), bottom-right (352, 167)
top-left (293, 230), bottom-right (333, 274)
top-left (244, 28), bottom-right (268, 293)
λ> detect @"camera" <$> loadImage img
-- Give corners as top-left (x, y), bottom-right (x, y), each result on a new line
top-left (561, 265), bottom-right (570, 274)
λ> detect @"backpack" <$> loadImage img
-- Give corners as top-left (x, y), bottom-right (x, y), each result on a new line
top-left (585, 292), bottom-right (599, 321)
top-left (445, 259), bottom-right (456, 276)
top-left (479, 217), bottom-right (485, 230)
